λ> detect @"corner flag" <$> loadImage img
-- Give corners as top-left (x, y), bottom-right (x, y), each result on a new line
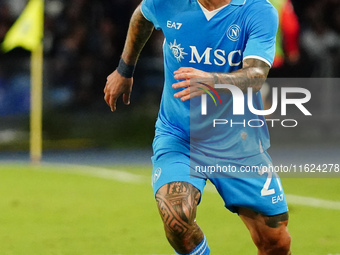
top-left (2, 0), bottom-right (45, 163)
top-left (2, 0), bottom-right (44, 52)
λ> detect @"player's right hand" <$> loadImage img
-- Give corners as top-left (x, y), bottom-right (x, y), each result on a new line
top-left (104, 70), bottom-right (133, 112)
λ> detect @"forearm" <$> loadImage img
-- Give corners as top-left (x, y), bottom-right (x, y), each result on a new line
top-left (212, 59), bottom-right (270, 93)
top-left (121, 4), bottom-right (154, 65)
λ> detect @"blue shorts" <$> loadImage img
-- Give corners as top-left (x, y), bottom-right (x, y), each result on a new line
top-left (151, 132), bottom-right (288, 216)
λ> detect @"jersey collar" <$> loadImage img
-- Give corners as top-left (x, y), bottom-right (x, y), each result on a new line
top-left (230, 0), bottom-right (246, 6)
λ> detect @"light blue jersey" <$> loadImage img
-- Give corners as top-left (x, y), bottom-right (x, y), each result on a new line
top-left (141, 0), bottom-right (278, 159)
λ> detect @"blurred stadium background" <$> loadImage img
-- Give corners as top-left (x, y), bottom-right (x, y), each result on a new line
top-left (0, 0), bottom-right (340, 254)
top-left (0, 0), bottom-right (340, 150)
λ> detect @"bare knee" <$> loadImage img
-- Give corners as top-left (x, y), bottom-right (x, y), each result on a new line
top-left (155, 182), bottom-right (202, 253)
top-left (253, 226), bottom-right (291, 255)
top-left (240, 209), bottom-right (291, 255)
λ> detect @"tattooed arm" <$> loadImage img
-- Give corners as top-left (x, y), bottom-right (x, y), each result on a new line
top-left (212, 58), bottom-right (270, 93)
top-left (121, 5), bottom-right (154, 65)
top-left (172, 58), bottom-right (270, 101)
top-left (104, 4), bottom-right (154, 111)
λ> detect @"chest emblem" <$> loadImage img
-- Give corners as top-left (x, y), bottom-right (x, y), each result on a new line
top-left (169, 39), bottom-right (188, 62)
top-left (227, 24), bottom-right (241, 41)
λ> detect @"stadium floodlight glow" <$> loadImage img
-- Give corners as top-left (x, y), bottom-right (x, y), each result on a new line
top-left (201, 85), bottom-right (312, 116)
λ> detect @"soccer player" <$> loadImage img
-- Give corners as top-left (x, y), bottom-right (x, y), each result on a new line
top-left (104, 0), bottom-right (291, 254)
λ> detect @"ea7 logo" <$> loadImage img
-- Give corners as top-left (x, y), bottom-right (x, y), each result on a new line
top-left (167, 20), bottom-right (182, 30)
top-left (201, 84), bottom-right (312, 116)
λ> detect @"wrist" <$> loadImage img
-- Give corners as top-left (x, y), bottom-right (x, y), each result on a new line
top-left (116, 58), bottom-right (136, 78)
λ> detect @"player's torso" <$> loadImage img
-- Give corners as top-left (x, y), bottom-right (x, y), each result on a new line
top-left (155, 0), bottom-right (251, 134)
top-left (153, 0), bottom-right (271, 157)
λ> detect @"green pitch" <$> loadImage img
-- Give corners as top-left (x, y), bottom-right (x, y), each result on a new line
top-left (0, 163), bottom-right (339, 255)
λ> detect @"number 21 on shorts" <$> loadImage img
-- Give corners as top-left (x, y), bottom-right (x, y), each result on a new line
top-left (259, 167), bottom-right (283, 196)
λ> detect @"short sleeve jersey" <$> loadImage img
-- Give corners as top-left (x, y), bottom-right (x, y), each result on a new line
top-left (141, 0), bottom-right (278, 158)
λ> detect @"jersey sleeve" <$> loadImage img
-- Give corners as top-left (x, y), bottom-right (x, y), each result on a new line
top-left (141, 0), bottom-right (161, 30)
top-left (243, 6), bottom-right (279, 67)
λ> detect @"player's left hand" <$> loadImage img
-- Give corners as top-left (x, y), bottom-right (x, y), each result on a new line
top-left (172, 67), bottom-right (214, 101)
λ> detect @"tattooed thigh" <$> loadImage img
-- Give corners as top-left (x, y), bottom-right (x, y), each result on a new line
top-left (155, 182), bottom-right (201, 236)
